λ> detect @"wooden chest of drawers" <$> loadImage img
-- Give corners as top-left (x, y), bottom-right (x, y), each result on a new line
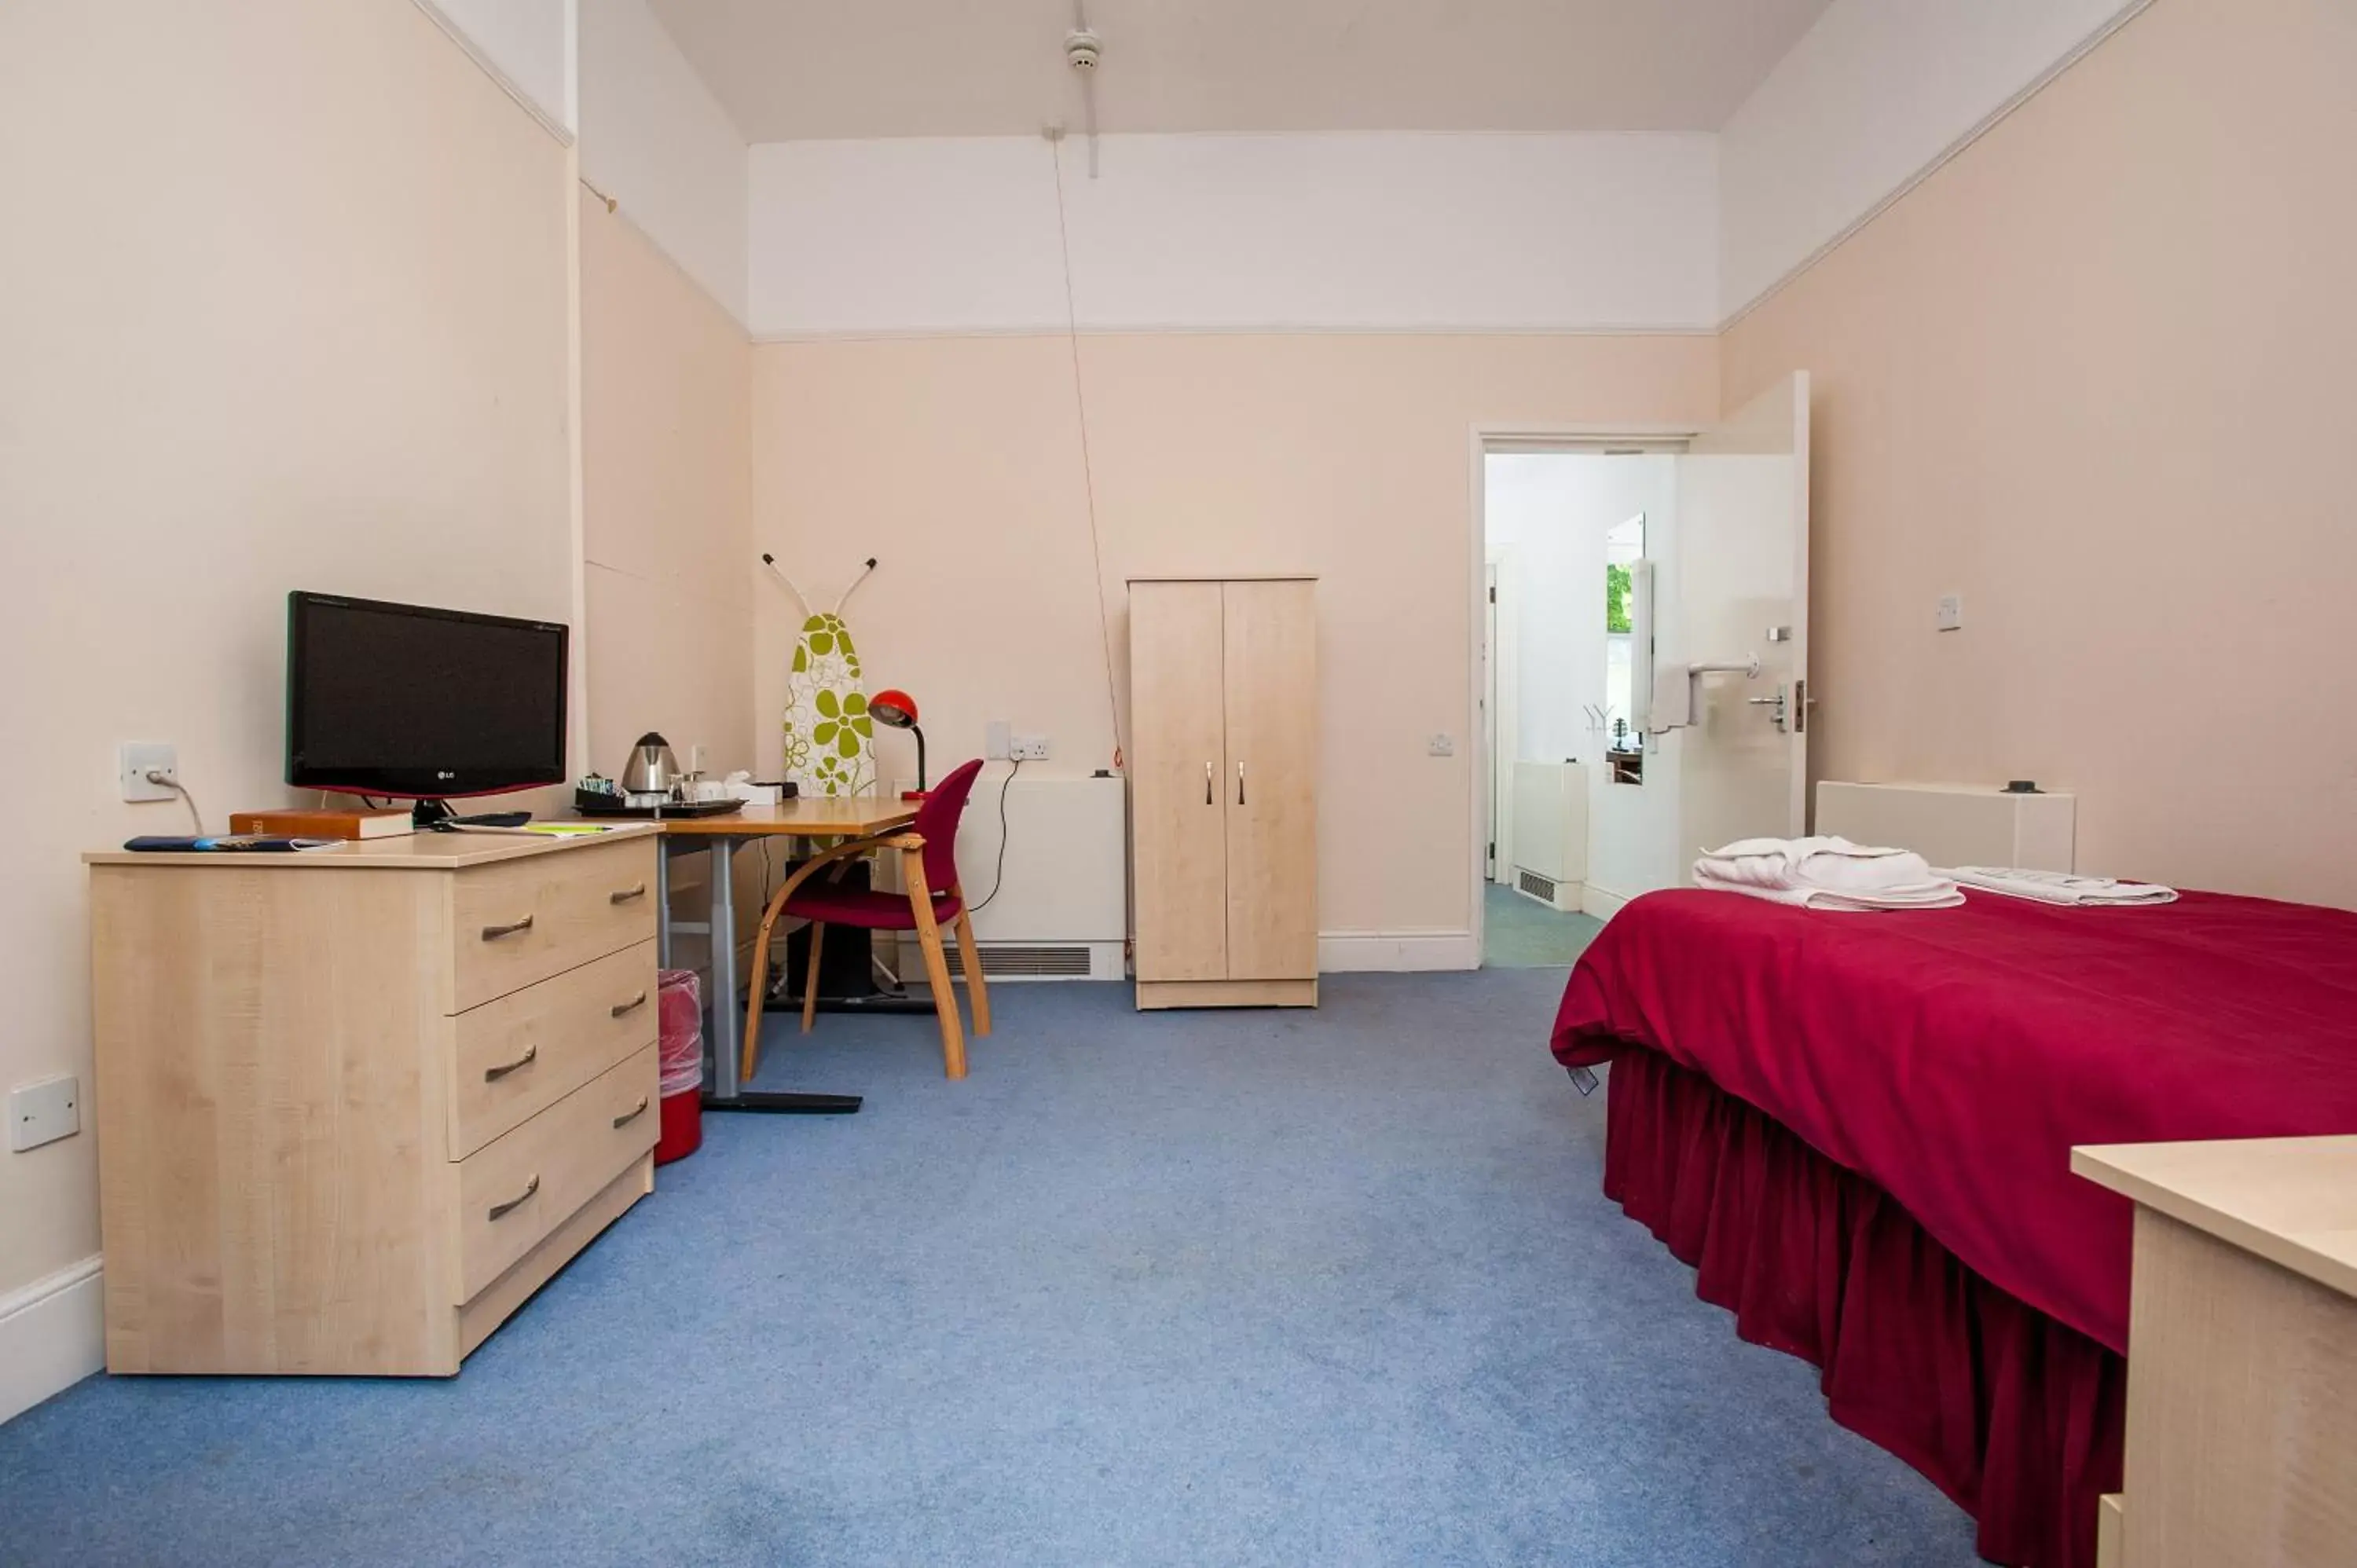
top-left (86, 828), bottom-right (665, 1376)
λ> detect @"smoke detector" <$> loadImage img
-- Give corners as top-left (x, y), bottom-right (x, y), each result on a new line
top-left (1065, 27), bottom-right (1102, 69)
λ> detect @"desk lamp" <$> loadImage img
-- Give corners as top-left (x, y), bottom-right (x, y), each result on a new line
top-left (870, 688), bottom-right (926, 799)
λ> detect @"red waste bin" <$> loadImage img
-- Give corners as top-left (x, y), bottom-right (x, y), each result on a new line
top-left (654, 968), bottom-right (703, 1163)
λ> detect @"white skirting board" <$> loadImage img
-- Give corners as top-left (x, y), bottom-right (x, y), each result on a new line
top-left (1318, 930), bottom-right (1478, 973)
top-left (0, 1255), bottom-right (104, 1426)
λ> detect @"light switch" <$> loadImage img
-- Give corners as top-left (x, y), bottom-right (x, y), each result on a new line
top-left (1935, 593), bottom-right (1964, 632)
top-left (9, 1075), bottom-right (80, 1152)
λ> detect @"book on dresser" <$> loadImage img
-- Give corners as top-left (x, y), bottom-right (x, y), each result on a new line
top-left (83, 826), bottom-right (664, 1376)
top-left (227, 806), bottom-right (414, 840)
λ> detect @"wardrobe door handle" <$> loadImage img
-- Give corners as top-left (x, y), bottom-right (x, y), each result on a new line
top-left (610, 990), bottom-right (649, 1018)
top-left (610, 883), bottom-right (647, 904)
top-left (483, 1043), bottom-right (538, 1083)
top-left (612, 1095), bottom-right (651, 1130)
top-left (1204, 761), bottom-right (1214, 804)
top-left (1237, 760), bottom-right (1246, 806)
top-left (487, 1174), bottom-right (541, 1222)
top-left (480, 914), bottom-right (534, 941)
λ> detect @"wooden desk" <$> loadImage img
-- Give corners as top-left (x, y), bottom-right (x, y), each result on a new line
top-left (2073, 1138), bottom-right (2357, 1567)
top-left (643, 798), bottom-right (915, 1108)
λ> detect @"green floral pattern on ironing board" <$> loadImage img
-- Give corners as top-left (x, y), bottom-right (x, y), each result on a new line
top-left (782, 613), bottom-right (874, 796)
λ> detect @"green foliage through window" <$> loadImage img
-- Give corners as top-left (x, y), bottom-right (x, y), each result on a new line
top-left (1605, 564), bottom-right (1633, 635)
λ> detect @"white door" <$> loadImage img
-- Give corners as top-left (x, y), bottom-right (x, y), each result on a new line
top-left (1672, 372), bottom-right (1809, 855)
top-left (1483, 562), bottom-right (1499, 881)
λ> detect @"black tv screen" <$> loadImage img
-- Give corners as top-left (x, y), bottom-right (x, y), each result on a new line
top-left (286, 592), bottom-right (568, 798)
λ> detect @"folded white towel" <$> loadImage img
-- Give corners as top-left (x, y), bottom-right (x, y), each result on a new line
top-left (1948, 867), bottom-right (2179, 907)
top-left (1692, 873), bottom-right (1967, 912)
top-left (1693, 836), bottom-right (1964, 912)
top-left (1699, 836), bottom-right (1933, 890)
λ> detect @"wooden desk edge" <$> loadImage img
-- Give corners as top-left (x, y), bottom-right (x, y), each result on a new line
top-left (2073, 1138), bottom-right (2357, 1302)
top-left (652, 806), bottom-right (918, 837)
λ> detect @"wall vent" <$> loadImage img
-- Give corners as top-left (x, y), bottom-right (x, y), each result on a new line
top-left (959, 943), bottom-right (1094, 979)
top-left (1517, 870), bottom-right (1559, 903)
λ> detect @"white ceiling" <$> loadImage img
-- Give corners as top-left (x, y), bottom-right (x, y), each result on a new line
top-left (647, 0), bottom-right (1836, 143)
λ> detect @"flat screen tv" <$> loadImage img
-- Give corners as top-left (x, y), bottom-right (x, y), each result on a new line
top-left (286, 591), bottom-right (568, 800)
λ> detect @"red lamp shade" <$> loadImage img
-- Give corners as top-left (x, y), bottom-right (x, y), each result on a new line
top-left (868, 688), bottom-right (926, 797)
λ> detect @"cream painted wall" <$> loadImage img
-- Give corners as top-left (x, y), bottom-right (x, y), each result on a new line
top-left (579, 192), bottom-right (755, 779)
top-left (0, 0), bottom-right (574, 1403)
top-left (579, 0), bottom-right (750, 324)
top-left (1724, 0), bottom-right (2357, 906)
top-left (1717, 0), bottom-right (2148, 321)
top-left (747, 134), bottom-right (1720, 337)
top-left (2, 0), bottom-right (570, 1414)
top-left (752, 333), bottom-right (1718, 941)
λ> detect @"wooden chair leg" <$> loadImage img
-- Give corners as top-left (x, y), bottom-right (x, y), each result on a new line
top-left (742, 896), bottom-right (783, 1085)
top-left (801, 921), bottom-right (825, 1034)
top-left (903, 847), bottom-right (966, 1079)
top-left (950, 884), bottom-right (991, 1038)
top-left (735, 833), bottom-right (901, 1086)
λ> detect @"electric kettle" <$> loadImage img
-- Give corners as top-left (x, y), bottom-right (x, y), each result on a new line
top-left (620, 732), bottom-right (686, 800)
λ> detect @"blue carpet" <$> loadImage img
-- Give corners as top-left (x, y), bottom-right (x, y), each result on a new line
top-left (0, 974), bottom-right (1978, 1566)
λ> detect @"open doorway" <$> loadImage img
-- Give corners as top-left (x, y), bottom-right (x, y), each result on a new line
top-left (1479, 447), bottom-right (1677, 968)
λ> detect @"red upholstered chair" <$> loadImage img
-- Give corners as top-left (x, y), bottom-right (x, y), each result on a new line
top-left (741, 758), bottom-right (991, 1082)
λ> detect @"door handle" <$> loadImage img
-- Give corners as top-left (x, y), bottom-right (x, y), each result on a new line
top-left (610, 990), bottom-right (649, 1018)
top-left (486, 1174), bottom-right (541, 1222)
top-left (479, 914), bottom-right (534, 941)
top-left (609, 883), bottom-right (647, 904)
top-left (1236, 760), bottom-right (1246, 806)
top-left (1204, 761), bottom-right (1214, 805)
top-left (1747, 691), bottom-right (1791, 733)
top-left (483, 1042), bottom-right (538, 1083)
top-left (612, 1095), bottom-right (651, 1129)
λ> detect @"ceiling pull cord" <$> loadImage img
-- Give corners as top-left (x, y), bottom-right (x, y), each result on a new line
top-left (1050, 134), bottom-right (1123, 772)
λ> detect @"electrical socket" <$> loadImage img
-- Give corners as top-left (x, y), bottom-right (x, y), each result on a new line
top-left (1427, 733), bottom-right (1456, 758)
top-left (119, 742), bottom-right (178, 801)
top-left (984, 721), bottom-right (1012, 762)
top-left (9, 1075), bottom-right (81, 1152)
top-left (1010, 734), bottom-right (1051, 762)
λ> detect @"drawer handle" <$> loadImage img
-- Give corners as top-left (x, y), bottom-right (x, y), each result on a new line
top-left (483, 1043), bottom-right (538, 1083)
top-left (613, 1095), bottom-right (651, 1130)
top-left (610, 990), bottom-right (649, 1017)
top-left (610, 883), bottom-right (647, 904)
top-left (480, 914), bottom-right (535, 941)
top-left (486, 1174), bottom-right (541, 1222)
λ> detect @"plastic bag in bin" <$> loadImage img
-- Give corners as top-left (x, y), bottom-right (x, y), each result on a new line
top-left (658, 968), bottom-right (704, 1097)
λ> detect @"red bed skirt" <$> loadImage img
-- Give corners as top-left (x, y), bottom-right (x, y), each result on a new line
top-left (1602, 1048), bottom-right (2124, 1568)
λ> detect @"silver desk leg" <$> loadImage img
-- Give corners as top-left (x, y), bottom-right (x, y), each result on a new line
top-left (695, 834), bottom-right (860, 1114)
top-left (706, 835), bottom-right (740, 1100)
top-left (654, 836), bottom-right (673, 969)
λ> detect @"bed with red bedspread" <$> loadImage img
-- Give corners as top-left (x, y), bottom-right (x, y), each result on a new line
top-left (1550, 888), bottom-right (2357, 1568)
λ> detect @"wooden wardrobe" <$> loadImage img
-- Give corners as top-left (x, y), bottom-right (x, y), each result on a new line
top-left (1127, 577), bottom-right (1318, 1009)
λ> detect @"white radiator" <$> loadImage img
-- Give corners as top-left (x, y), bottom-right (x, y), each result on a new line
top-left (891, 770), bottom-right (1127, 982)
top-left (1510, 762), bottom-right (1588, 912)
top-left (1815, 781), bottom-right (2075, 872)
